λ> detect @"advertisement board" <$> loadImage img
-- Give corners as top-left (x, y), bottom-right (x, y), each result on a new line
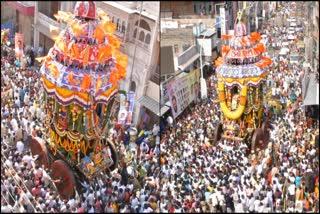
top-left (118, 92), bottom-right (135, 125)
top-left (15, 33), bottom-right (24, 58)
top-left (167, 69), bottom-right (200, 118)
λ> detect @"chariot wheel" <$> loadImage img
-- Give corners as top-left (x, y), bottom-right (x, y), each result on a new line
top-left (261, 121), bottom-right (271, 141)
top-left (213, 123), bottom-right (223, 144)
top-left (50, 160), bottom-right (76, 200)
top-left (251, 128), bottom-right (266, 153)
top-left (30, 137), bottom-right (49, 169)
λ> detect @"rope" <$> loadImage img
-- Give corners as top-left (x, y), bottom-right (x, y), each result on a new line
top-left (1, 151), bottom-right (44, 212)
top-left (1, 191), bottom-right (12, 209)
top-left (1, 180), bottom-right (23, 211)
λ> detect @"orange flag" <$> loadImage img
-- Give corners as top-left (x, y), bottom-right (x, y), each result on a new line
top-left (101, 20), bottom-right (115, 35)
top-left (221, 45), bottom-right (230, 54)
top-left (71, 21), bottom-right (85, 36)
top-left (116, 64), bottom-right (127, 79)
top-left (108, 36), bottom-right (121, 49)
top-left (221, 34), bottom-right (232, 40)
top-left (93, 25), bottom-right (105, 43)
top-left (112, 51), bottom-right (128, 67)
top-left (109, 71), bottom-right (120, 85)
top-left (69, 44), bottom-right (80, 58)
top-left (81, 74), bottom-right (92, 92)
top-left (97, 46), bottom-right (112, 63)
top-left (48, 64), bottom-right (60, 78)
top-left (96, 76), bottom-right (102, 92)
top-left (68, 72), bottom-right (75, 85)
top-left (56, 38), bottom-right (67, 52)
top-left (80, 47), bottom-right (90, 67)
top-left (240, 37), bottom-right (247, 46)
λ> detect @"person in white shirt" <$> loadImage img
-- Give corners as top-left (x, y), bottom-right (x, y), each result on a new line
top-left (5, 156), bottom-right (13, 168)
top-left (10, 117), bottom-right (18, 132)
top-left (87, 190), bottom-right (95, 206)
top-left (24, 92), bottom-right (30, 106)
top-left (167, 116), bottom-right (173, 128)
top-left (16, 140), bottom-right (24, 154)
top-left (152, 124), bottom-right (159, 136)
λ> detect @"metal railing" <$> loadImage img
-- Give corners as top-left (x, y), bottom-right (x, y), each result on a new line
top-left (38, 12), bottom-right (60, 28)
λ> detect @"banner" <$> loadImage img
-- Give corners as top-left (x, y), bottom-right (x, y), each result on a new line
top-left (126, 91), bottom-right (135, 125)
top-left (118, 92), bottom-right (135, 125)
top-left (167, 69), bottom-right (200, 118)
top-left (15, 33), bottom-right (24, 58)
top-left (118, 93), bottom-right (127, 124)
top-left (220, 7), bottom-right (226, 35)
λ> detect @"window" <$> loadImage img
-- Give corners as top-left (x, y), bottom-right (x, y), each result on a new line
top-left (174, 44), bottom-right (179, 54)
top-left (38, 2), bottom-right (59, 20)
top-left (139, 20), bottom-right (151, 31)
top-left (116, 18), bottom-right (120, 31)
top-left (134, 19), bottom-right (151, 46)
top-left (194, 5), bottom-right (197, 13)
top-left (139, 31), bottom-right (145, 42)
top-left (121, 21), bottom-right (126, 33)
top-left (39, 32), bottom-right (55, 55)
top-left (112, 16), bottom-right (114, 23)
top-left (209, 5), bottom-right (212, 12)
top-left (133, 28), bottom-right (137, 38)
top-left (145, 34), bottom-right (151, 44)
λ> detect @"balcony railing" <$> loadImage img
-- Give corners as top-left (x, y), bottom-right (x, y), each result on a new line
top-left (150, 65), bottom-right (160, 85)
top-left (38, 12), bottom-right (59, 28)
top-left (114, 30), bottom-right (125, 43)
top-left (160, 11), bottom-right (173, 19)
top-left (17, 1), bottom-right (35, 7)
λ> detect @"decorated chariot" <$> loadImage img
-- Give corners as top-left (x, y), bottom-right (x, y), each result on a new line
top-left (214, 16), bottom-right (273, 154)
top-left (31, 2), bottom-right (128, 199)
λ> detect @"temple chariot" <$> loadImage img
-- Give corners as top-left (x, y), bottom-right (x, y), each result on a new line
top-left (214, 15), bottom-right (273, 154)
top-left (31, 1), bottom-right (128, 199)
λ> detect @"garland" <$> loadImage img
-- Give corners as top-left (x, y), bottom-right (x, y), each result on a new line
top-left (218, 81), bottom-right (247, 120)
top-left (49, 128), bottom-right (94, 158)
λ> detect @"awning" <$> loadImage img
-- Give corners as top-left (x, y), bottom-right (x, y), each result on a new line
top-left (178, 52), bottom-right (200, 71)
top-left (138, 96), bottom-right (160, 116)
top-left (160, 101), bottom-right (171, 116)
top-left (303, 73), bottom-right (319, 106)
top-left (160, 105), bottom-right (170, 116)
top-left (6, 2), bottom-right (35, 16)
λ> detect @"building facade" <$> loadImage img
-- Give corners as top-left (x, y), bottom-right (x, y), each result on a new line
top-left (32, 1), bottom-right (160, 127)
top-left (100, 2), bottom-right (160, 127)
top-left (312, 1), bottom-right (319, 73)
top-left (1, 1), bottom-right (35, 47)
top-left (33, 2), bottom-right (75, 55)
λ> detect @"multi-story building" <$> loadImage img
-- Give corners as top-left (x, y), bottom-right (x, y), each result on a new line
top-left (304, 1), bottom-right (319, 72)
top-left (161, 1), bottom-right (226, 30)
top-left (33, 2), bottom-right (75, 55)
top-left (161, 1), bottom-right (226, 19)
top-left (312, 1), bottom-right (319, 73)
top-left (1, 1), bottom-right (35, 46)
top-left (100, 2), bottom-right (160, 127)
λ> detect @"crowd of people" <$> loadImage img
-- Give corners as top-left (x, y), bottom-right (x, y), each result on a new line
top-left (1, 2), bottom-right (319, 214)
top-left (1, 40), bottom-right (162, 213)
top-left (158, 4), bottom-right (319, 214)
